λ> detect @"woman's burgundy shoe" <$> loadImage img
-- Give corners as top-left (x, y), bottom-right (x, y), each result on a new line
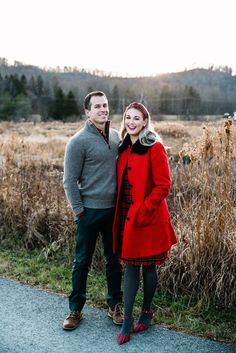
top-left (133, 322), bottom-right (150, 332)
top-left (133, 310), bottom-right (153, 333)
top-left (117, 332), bottom-right (131, 345)
top-left (117, 315), bottom-right (134, 345)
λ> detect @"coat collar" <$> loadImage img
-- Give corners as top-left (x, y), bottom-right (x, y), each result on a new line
top-left (118, 134), bottom-right (149, 155)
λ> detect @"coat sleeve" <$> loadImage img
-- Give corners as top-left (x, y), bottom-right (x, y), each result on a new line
top-left (63, 138), bottom-right (85, 216)
top-left (143, 142), bottom-right (171, 211)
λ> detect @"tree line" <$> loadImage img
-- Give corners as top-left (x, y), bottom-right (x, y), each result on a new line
top-left (0, 74), bottom-right (80, 121)
top-left (0, 60), bottom-right (236, 121)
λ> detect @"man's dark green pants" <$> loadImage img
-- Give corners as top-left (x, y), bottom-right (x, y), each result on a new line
top-left (69, 207), bottom-right (122, 312)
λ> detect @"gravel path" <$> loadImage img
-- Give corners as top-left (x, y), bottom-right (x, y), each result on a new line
top-left (0, 277), bottom-right (235, 353)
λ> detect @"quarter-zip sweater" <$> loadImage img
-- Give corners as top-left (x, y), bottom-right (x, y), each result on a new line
top-left (63, 120), bottom-right (120, 216)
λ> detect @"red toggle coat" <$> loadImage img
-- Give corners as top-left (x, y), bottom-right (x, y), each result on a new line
top-left (113, 140), bottom-right (177, 259)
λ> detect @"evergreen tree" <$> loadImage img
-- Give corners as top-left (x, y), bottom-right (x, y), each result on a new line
top-left (181, 86), bottom-right (201, 116)
top-left (123, 88), bottom-right (136, 107)
top-left (51, 86), bottom-right (65, 120)
top-left (14, 94), bottom-right (31, 120)
top-left (64, 90), bottom-right (79, 118)
top-left (5, 74), bottom-right (27, 98)
top-left (159, 85), bottom-right (177, 114)
top-left (36, 75), bottom-right (44, 96)
top-left (20, 75), bottom-right (27, 95)
top-left (0, 73), bottom-right (3, 95)
top-left (29, 76), bottom-right (37, 95)
top-left (0, 93), bottom-right (16, 120)
top-left (110, 85), bottom-right (120, 114)
top-left (159, 85), bottom-right (170, 113)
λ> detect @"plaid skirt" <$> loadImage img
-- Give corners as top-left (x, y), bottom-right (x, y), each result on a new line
top-left (118, 165), bottom-right (167, 266)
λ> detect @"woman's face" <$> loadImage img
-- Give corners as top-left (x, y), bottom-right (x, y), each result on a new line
top-left (124, 108), bottom-right (147, 137)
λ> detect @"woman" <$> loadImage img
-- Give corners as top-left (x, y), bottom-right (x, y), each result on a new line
top-left (113, 102), bottom-right (177, 345)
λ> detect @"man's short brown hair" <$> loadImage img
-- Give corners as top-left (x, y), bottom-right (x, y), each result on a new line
top-left (83, 91), bottom-right (107, 111)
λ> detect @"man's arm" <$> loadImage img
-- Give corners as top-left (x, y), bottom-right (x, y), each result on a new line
top-left (63, 138), bottom-right (85, 217)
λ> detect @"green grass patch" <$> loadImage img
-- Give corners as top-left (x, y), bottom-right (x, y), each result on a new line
top-left (0, 248), bottom-right (235, 344)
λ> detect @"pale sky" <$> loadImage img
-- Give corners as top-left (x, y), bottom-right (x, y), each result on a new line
top-left (1, 0), bottom-right (236, 76)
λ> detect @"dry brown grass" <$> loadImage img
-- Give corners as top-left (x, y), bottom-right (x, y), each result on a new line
top-left (0, 119), bottom-right (235, 308)
top-left (162, 118), bottom-right (236, 308)
top-left (0, 132), bottom-right (74, 257)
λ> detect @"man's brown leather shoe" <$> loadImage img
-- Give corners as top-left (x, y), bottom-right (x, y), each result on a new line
top-left (108, 303), bottom-right (123, 325)
top-left (63, 310), bottom-right (83, 330)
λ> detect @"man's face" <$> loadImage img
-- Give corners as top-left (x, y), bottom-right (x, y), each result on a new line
top-left (85, 95), bottom-right (109, 126)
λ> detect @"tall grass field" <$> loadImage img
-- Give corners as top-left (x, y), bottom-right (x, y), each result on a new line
top-left (0, 118), bottom-right (235, 341)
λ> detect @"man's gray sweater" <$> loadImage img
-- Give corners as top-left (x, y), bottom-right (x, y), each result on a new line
top-left (63, 120), bottom-right (120, 217)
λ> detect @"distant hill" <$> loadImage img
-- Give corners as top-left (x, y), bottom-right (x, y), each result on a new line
top-left (0, 59), bottom-right (236, 118)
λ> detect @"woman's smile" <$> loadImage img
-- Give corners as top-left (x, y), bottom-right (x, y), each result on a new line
top-left (124, 108), bottom-right (147, 137)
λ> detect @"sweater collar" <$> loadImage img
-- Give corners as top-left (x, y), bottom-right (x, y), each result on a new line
top-left (85, 119), bottom-right (110, 135)
top-left (118, 134), bottom-right (149, 154)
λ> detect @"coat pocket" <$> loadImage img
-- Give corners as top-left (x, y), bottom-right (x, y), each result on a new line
top-left (136, 204), bottom-right (158, 227)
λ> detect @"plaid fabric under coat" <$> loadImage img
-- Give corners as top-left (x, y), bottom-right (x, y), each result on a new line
top-left (119, 165), bottom-right (167, 266)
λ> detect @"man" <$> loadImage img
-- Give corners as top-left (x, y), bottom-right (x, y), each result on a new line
top-left (63, 91), bottom-right (123, 330)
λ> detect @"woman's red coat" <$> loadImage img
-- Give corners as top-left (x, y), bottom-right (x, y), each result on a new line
top-left (113, 141), bottom-right (177, 258)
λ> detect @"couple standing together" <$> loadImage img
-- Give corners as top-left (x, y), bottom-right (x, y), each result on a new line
top-left (63, 91), bottom-right (177, 345)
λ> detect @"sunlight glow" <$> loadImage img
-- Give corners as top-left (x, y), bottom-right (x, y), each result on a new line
top-left (1, 0), bottom-right (236, 76)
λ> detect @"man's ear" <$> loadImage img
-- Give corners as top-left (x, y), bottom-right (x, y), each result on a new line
top-left (85, 109), bottom-right (90, 117)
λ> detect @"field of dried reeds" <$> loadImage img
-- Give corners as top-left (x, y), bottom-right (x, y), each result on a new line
top-left (0, 118), bottom-right (235, 309)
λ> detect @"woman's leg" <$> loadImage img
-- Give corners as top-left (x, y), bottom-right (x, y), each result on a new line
top-left (142, 264), bottom-right (158, 311)
top-left (133, 264), bottom-right (158, 331)
top-left (117, 264), bottom-right (140, 344)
